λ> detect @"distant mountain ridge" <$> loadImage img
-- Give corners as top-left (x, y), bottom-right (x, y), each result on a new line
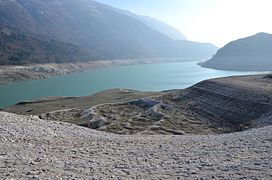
top-left (200, 32), bottom-right (272, 71)
top-left (136, 15), bottom-right (188, 40)
top-left (110, 7), bottom-right (187, 40)
top-left (0, 0), bottom-right (217, 65)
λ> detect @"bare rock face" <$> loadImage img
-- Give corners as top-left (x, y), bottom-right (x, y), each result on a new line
top-left (0, 111), bottom-right (272, 179)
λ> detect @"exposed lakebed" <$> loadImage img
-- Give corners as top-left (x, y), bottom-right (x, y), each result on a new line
top-left (0, 61), bottom-right (262, 108)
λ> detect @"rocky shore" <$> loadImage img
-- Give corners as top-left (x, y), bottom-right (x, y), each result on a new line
top-left (0, 111), bottom-right (271, 179)
top-left (0, 60), bottom-right (134, 84)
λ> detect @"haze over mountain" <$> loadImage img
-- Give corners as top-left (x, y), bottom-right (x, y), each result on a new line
top-left (0, 0), bottom-right (217, 65)
top-left (110, 7), bottom-right (187, 40)
top-left (136, 16), bottom-right (187, 41)
top-left (200, 32), bottom-right (272, 71)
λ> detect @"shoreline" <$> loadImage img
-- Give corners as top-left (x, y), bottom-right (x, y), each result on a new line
top-left (4, 74), bottom-right (272, 135)
top-left (0, 57), bottom-right (202, 85)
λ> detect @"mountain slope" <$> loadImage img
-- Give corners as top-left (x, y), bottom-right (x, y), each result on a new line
top-left (137, 16), bottom-right (187, 40)
top-left (0, 27), bottom-right (92, 65)
top-left (0, 0), bottom-right (217, 64)
top-left (111, 7), bottom-right (187, 40)
top-left (200, 33), bottom-right (272, 71)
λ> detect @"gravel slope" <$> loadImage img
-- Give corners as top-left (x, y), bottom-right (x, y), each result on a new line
top-left (0, 111), bottom-right (271, 179)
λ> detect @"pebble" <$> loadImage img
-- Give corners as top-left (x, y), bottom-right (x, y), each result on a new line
top-left (0, 112), bottom-right (271, 179)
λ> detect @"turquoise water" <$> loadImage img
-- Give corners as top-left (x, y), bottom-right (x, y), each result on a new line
top-left (0, 62), bottom-right (259, 108)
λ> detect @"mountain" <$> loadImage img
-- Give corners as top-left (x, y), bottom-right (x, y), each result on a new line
top-left (137, 16), bottom-right (187, 40)
top-left (0, 27), bottom-right (92, 65)
top-left (200, 33), bottom-right (272, 71)
top-left (110, 7), bottom-right (187, 40)
top-left (0, 0), bottom-right (217, 65)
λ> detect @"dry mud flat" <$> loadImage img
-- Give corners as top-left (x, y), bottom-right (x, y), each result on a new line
top-left (0, 112), bottom-right (271, 179)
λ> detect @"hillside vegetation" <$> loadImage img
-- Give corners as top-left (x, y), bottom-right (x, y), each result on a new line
top-left (0, 28), bottom-right (92, 65)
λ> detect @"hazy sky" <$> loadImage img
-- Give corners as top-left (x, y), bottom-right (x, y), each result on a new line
top-left (96, 0), bottom-right (272, 47)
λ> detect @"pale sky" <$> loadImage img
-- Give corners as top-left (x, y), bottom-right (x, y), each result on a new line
top-left (96, 0), bottom-right (272, 47)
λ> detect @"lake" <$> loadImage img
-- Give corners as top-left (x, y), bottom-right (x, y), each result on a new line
top-left (0, 61), bottom-right (260, 108)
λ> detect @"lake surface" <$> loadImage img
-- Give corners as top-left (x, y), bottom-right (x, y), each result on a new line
top-left (0, 61), bottom-right (261, 108)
